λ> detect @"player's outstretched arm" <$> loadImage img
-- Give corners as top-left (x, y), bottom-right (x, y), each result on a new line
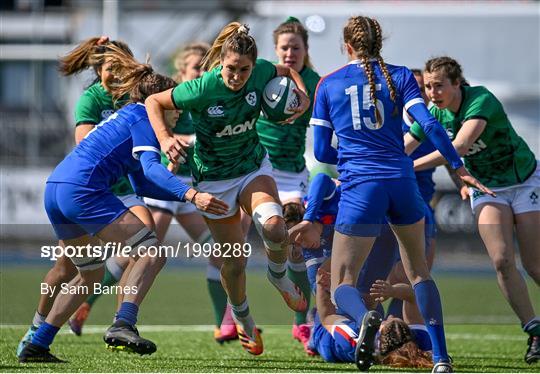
top-left (145, 89), bottom-right (187, 164)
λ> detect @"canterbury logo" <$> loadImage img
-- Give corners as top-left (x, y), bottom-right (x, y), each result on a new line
top-left (207, 105), bottom-right (224, 117)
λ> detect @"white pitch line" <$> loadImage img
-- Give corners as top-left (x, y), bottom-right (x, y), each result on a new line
top-left (0, 324), bottom-right (525, 341)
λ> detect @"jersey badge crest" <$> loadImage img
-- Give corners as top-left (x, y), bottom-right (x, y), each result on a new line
top-left (245, 91), bottom-right (257, 106)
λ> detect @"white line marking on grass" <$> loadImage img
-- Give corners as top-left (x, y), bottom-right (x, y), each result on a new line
top-left (446, 333), bottom-right (523, 341)
top-left (0, 325), bottom-right (524, 341)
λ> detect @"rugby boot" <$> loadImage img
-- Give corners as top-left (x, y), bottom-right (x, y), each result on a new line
top-left (104, 319), bottom-right (156, 355)
top-left (16, 325), bottom-right (38, 357)
top-left (354, 310), bottom-right (382, 371)
top-left (432, 361), bottom-right (454, 373)
top-left (525, 335), bottom-right (540, 364)
top-left (18, 342), bottom-right (65, 363)
top-left (68, 302), bottom-right (90, 336)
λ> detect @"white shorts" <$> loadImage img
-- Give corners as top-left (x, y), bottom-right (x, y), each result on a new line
top-left (143, 175), bottom-right (197, 216)
top-left (196, 157), bottom-right (274, 219)
top-left (118, 194), bottom-right (146, 209)
top-left (272, 167), bottom-right (309, 203)
top-left (470, 162), bottom-right (540, 214)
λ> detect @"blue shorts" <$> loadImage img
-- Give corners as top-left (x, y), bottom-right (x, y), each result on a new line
top-left (311, 314), bottom-right (358, 363)
top-left (336, 178), bottom-right (425, 237)
top-left (44, 182), bottom-right (128, 240)
top-left (303, 224), bottom-right (398, 295)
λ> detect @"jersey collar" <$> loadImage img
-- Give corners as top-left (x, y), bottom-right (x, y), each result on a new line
top-left (347, 58), bottom-right (377, 65)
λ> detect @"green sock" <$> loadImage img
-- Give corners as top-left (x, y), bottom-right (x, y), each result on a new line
top-left (86, 267), bottom-right (117, 306)
top-left (288, 265), bottom-right (311, 325)
top-left (207, 279), bottom-right (228, 326)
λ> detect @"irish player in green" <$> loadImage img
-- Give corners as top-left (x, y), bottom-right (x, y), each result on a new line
top-left (255, 17), bottom-right (320, 354)
top-left (145, 22), bottom-right (311, 356)
top-left (406, 56), bottom-right (539, 364)
top-left (142, 42), bottom-right (237, 344)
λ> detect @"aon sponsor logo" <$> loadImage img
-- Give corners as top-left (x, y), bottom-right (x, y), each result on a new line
top-left (466, 139), bottom-right (487, 156)
top-left (216, 118), bottom-right (256, 138)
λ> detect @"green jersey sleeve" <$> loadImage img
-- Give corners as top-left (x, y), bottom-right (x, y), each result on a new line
top-left (409, 121), bottom-right (427, 142)
top-left (75, 90), bottom-right (101, 125)
top-left (171, 77), bottom-right (206, 111)
top-left (253, 59), bottom-right (277, 86)
top-left (462, 88), bottom-right (496, 123)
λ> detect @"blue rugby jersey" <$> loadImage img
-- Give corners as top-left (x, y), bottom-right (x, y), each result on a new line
top-left (303, 173), bottom-right (340, 224)
top-left (48, 102), bottom-right (190, 200)
top-left (310, 60), bottom-right (462, 183)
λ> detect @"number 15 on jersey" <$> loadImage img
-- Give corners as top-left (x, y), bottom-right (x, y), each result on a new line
top-left (345, 84), bottom-right (384, 130)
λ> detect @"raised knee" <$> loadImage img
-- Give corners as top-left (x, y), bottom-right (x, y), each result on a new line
top-left (253, 202), bottom-right (287, 251)
top-left (263, 216), bottom-right (288, 244)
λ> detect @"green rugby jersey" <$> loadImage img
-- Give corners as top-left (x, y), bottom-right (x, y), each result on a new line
top-left (256, 66), bottom-right (320, 172)
top-left (159, 111), bottom-right (195, 177)
top-left (75, 82), bottom-right (134, 196)
top-left (171, 59), bottom-right (277, 182)
top-left (410, 85), bottom-right (536, 187)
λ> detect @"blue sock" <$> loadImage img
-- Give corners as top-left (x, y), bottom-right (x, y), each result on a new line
top-left (116, 302), bottom-right (139, 325)
top-left (414, 279), bottom-right (449, 363)
top-left (333, 284), bottom-right (368, 325)
top-left (31, 322), bottom-right (60, 350)
top-left (386, 298), bottom-right (403, 319)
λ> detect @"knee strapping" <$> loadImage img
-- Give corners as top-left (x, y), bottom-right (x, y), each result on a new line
top-left (252, 202), bottom-right (286, 251)
top-left (125, 227), bottom-right (159, 255)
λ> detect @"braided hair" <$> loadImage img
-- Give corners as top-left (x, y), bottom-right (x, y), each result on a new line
top-left (377, 319), bottom-right (433, 368)
top-left (343, 16), bottom-right (398, 127)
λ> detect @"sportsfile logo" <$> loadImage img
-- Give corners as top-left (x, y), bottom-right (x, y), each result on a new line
top-left (207, 105), bottom-right (224, 117)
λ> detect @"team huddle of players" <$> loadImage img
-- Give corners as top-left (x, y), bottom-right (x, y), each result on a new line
top-left (15, 14), bottom-right (539, 373)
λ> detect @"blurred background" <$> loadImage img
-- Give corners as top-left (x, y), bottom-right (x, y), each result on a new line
top-left (0, 0), bottom-right (539, 321)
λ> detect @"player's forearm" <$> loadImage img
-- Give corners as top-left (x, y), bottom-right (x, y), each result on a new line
top-left (390, 283), bottom-right (416, 303)
top-left (145, 95), bottom-right (173, 142)
top-left (413, 151), bottom-right (447, 171)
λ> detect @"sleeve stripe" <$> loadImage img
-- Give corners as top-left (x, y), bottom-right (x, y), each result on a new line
top-left (404, 97), bottom-right (424, 111)
top-left (171, 87), bottom-right (180, 110)
top-left (132, 146), bottom-right (161, 160)
top-left (310, 118), bottom-right (333, 129)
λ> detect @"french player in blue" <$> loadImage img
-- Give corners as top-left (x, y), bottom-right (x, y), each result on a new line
top-left (288, 173), bottom-right (432, 368)
top-left (308, 16), bottom-right (494, 373)
top-left (18, 46), bottom-right (228, 363)
top-left (386, 68), bottom-right (438, 319)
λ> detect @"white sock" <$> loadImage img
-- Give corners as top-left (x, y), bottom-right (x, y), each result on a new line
top-left (229, 299), bottom-right (256, 338)
top-left (268, 259), bottom-right (286, 277)
top-left (288, 261), bottom-right (307, 272)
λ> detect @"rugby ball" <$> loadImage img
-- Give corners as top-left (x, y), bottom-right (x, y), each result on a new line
top-left (261, 76), bottom-right (299, 122)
